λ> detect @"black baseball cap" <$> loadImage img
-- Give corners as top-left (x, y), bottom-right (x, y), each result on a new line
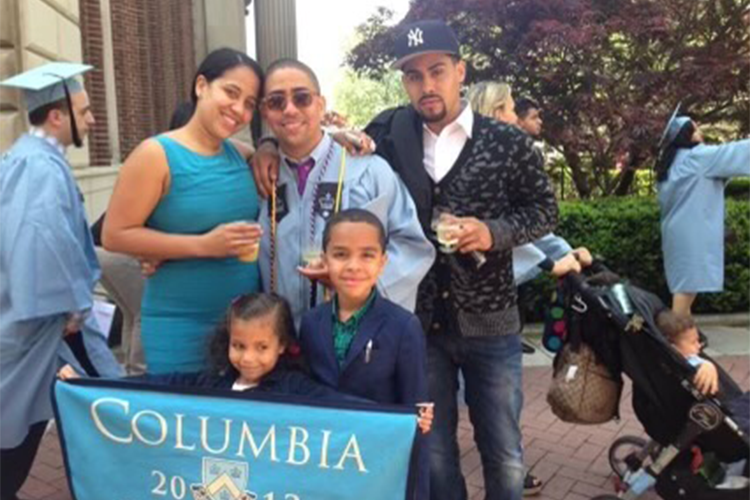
top-left (392, 20), bottom-right (460, 69)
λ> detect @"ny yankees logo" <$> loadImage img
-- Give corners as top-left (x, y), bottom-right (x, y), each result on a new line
top-left (407, 28), bottom-right (424, 47)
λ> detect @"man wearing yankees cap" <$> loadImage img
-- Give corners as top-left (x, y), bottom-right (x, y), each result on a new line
top-left (252, 20), bottom-right (558, 500)
top-left (365, 20), bottom-right (558, 500)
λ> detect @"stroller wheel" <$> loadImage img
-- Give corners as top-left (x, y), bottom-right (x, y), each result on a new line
top-left (609, 435), bottom-right (648, 479)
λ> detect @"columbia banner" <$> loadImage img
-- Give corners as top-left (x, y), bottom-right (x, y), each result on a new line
top-left (53, 379), bottom-right (419, 500)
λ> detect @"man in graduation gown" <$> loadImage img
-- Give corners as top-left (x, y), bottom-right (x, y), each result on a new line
top-left (0, 62), bottom-right (122, 499)
top-left (257, 59), bottom-right (434, 326)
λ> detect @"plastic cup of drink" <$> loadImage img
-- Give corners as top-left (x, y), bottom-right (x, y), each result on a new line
top-left (231, 221), bottom-right (261, 263)
top-left (302, 249), bottom-right (322, 268)
top-left (238, 243), bottom-right (260, 263)
top-left (436, 220), bottom-right (460, 254)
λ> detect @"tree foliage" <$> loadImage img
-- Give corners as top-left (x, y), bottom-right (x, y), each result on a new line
top-left (521, 196), bottom-right (749, 319)
top-left (346, 0), bottom-right (749, 198)
top-left (334, 70), bottom-right (408, 128)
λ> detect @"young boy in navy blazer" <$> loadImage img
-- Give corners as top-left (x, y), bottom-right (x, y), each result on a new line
top-left (299, 208), bottom-right (430, 499)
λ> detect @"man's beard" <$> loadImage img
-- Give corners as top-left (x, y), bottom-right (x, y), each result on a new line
top-left (417, 95), bottom-right (447, 123)
top-left (420, 108), bottom-right (447, 123)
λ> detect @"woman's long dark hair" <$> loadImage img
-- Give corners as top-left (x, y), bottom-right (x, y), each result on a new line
top-left (190, 48), bottom-right (264, 105)
top-left (655, 120), bottom-right (698, 183)
top-left (169, 101), bottom-right (195, 130)
top-left (169, 50), bottom-right (262, 133)
top-left (208, 293), bottom-right (296, 376)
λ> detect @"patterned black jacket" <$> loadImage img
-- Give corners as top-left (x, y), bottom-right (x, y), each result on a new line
top-left (366, 105), bottom-right (558, 336)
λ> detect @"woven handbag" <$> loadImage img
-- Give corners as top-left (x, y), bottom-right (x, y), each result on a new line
top-left (547, 341), bottom-right (622, 424)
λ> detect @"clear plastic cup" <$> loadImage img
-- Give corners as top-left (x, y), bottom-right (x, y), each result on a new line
top-left (231, 221), bottom-right (261, 263)
top-left (238, 243), bottom-right (260, 263)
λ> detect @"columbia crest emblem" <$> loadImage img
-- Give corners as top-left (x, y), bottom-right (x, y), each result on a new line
top-left (407, 28), bottom-right (424, 47)
top-left (191, 458), bottom-right (256, 500)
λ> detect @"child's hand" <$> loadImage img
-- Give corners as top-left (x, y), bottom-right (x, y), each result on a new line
top-left (58, 364), bottom-right (80, 380)
top-left (694, 361), bottom-right (719, 395)
top-left (417, 404), bottom-right (434, 434)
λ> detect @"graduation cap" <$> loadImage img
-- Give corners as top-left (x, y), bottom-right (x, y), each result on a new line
top-left (0, 62), bottom-right (93, 147)
top-left (657, 102), bottom-right (691, 150)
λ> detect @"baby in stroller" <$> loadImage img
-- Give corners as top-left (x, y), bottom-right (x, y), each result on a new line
top-left (549, 266), bottom-right (749, 499)
top-left (657, 309), bottom-right (750, 438)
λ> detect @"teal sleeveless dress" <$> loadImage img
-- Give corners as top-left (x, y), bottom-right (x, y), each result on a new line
top-left (142, 136), bottom-right (260, 373)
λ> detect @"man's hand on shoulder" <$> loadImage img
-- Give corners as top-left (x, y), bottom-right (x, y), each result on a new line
top-left (330, 130), bottom-right (376, 156)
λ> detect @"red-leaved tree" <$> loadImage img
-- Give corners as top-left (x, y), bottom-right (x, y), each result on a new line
top-left (347, 0), bottom-right (749, 198)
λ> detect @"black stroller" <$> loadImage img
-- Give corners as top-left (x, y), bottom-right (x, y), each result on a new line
top-left (550, 264), bottom-right (749, 500)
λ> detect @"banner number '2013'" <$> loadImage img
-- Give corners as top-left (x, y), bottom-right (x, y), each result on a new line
top-left (150, 469), bottom-right (302, 500)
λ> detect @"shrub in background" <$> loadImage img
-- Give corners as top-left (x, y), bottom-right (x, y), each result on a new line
top-left (521, 197), bottom-right (749, 322)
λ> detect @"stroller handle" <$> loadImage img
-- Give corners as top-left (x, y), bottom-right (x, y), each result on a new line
top-left (562, 259), bottom-right (616, 305)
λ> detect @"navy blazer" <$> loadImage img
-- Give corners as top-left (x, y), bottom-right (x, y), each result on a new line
top-left (299, 292), bottom-right (428, 406)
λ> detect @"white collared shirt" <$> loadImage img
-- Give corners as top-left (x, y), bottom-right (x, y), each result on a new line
top-left (422, 102), bottom-right (474, 183)
top-left (29, 127), bottom-right (66, 156)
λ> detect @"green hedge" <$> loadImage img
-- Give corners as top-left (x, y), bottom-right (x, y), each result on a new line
top-left (726, 178), bottom-right (750, 199)
top-left (520, 196), bottom-right (750, 321)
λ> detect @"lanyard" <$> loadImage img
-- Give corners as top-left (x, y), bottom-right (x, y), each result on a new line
top-left (268, 141), bottom-right (347, 304)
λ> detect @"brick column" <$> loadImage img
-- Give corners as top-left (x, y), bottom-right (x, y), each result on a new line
top-left (80, 0), bottom-right (111, 166)
top-left (110, 0), bottom-right (195, 158)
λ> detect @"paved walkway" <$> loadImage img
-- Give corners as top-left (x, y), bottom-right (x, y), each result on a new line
top-left (19, 329), bottom-right (750, 500)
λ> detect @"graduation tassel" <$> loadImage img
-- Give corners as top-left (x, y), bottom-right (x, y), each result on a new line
top-left (334, 149), bottom-right (346, 213)
top-left (323, 150), bottom-right (348, 303)
top-left (270, 180), bottom-right (278, 294)
top-left (62, 81), bottom-right (83, 148)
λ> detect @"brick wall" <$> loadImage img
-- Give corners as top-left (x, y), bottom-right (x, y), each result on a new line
top-left (145, 0), bottom-right (197, 134)
top-left (79, 0), bottom-right (111, 166)
top-left (109, 0), bottom-right (195, 159)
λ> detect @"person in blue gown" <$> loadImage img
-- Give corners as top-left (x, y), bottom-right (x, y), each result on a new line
top-left (257, 59), bottom-right (434, 326)
top-left (655, 110), bottom-right (750, 315)
top-left (103, 49), bottom-right (265, 374)
top-left (0, 62), bottom-right (122, 500)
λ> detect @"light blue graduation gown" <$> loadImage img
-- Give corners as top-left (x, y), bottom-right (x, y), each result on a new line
top-left (513, 233), bottom-right (573, 285)
top-left (259, 134), bottom-right (435, 326)
top-left (658, 139), bottom-right (750, 293)
top-left (0, 134), bottom-right (122, 448)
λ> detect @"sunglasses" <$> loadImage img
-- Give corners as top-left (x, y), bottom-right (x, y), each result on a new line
top-left (262, 90), bottom-right (317, 112)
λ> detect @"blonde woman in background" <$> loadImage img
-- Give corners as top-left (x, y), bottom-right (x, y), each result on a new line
top-left (467, 81), bottom-right (595, 497)
top-left (467, 81), bottom-right (518, 125)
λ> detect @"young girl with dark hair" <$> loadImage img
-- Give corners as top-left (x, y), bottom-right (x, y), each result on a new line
top-left (59, 293), bottom-right (434, 435)
top-left (61, 293), bottom-right (358, 397)
top-left (102, 48), bottom-right (265, 374)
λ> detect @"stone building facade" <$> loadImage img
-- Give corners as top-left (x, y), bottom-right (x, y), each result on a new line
top-left (0, 0), bottom-right (248, 219)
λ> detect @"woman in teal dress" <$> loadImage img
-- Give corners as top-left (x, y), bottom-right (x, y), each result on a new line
top-left (103, 49), bottom-right (263, 373)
